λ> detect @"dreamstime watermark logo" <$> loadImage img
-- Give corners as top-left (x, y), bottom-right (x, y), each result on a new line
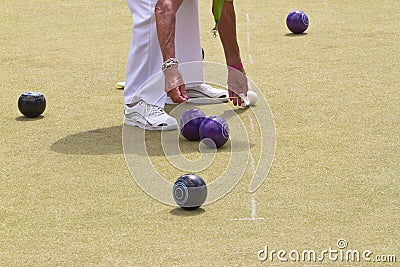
top-left (122, 61), bottom-right (276, 206)
top-left (257, 239), bottom-right (397, 263)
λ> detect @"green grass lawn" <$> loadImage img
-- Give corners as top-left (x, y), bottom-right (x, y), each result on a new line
top-left (1, 0), bottom-right (399, 265)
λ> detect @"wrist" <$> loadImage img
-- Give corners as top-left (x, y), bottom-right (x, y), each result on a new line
top-left (228, 60), bottom-right (245, 74)
top-left (228, 60), bottom-right (243, 70)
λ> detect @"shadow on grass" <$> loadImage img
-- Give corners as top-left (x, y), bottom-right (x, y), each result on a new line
top-left (123, 125), bottom-right (253, 157)
top-left (285, 32), bottom-right (308, 37)
top-left (53, 106), bottom-right (252, 156)
top-left (170, 207), bottom-right (205, 217)
top-left (51, 126), bottom-right (123, 155)
top-left (15, 115), bottom-right (44, 121)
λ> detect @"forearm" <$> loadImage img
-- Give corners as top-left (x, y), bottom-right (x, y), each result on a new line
top-left (217, 0), bottom-right (242, 67)
top-left (155, 0), bottom-right (183, 61)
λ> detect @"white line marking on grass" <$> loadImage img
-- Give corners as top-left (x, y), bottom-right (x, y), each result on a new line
top-left (246, 13), bottom-right (251, 23)
top-left (246, 13), bottom-right (251, 45)
top-left (228, 195), bottom-right (267, 221)
top-left (251, 195), bottom-right (257, 219)
top-left (228, 8), bottom-right (268, 222)
top-left (248, 54), bottom-right (253, 65)
top-left (245, 12), bottom-right (253, 65)
top-left (229, 217), bottom-right (267, 221)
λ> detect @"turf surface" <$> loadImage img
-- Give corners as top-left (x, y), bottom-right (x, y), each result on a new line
top-left (1, 0), bottom-right (399, 265)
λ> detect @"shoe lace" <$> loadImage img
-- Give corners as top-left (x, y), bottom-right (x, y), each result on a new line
top-left (200, 83), bottom-right (212, 91)
top-left (145, 103), bottom-right (165, 117)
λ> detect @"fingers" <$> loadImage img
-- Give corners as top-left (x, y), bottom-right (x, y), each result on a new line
top-left (232, 92), bottom-right (238, 106)
top-left (163, 65), bottom-right (189, 103)
top-left (167, 86), bottom-right (188, 103)
top-left (228, 89), bottom-right (234, 103)
top-left (237, 93), bottom-right (242, 106)
top-left (227, 66), bottom-right (248, 106)
top-left (228, 89), bottom-right (243, 106)
top-left (179, 84), bottom-right (189, 101)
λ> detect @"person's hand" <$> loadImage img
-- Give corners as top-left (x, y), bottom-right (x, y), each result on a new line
top-left (228, 65), bottom-right (248, 106)
top-left (164, 65), bottom-right (188, 103)
top-left (167, 85), bottom-right (187, 103)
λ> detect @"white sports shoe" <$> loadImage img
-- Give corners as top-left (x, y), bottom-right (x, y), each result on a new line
top-left (124, 101), bottom-right (178, 131)
top-left (166, 84), bottom-right (228, 104)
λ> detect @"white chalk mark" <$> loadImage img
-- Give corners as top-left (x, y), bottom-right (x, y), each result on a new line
top-left (227, 8), bottom-right (268, 223)
top-left (228, 218), bottom-right (267, 221)
top-left (245, 12), bottom-right (253, 65)
top-left (248, 54), bottom-right (253, 65)
top-left (228, 194), bottom-right (267, 221)
top-left (245, 13), bottom-right (251, 46)
top-left (251, 195), bottom-right (257, 219)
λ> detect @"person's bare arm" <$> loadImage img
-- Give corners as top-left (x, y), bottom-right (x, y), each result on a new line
top-left (155, 0), bottom-right (187, 103)
top-left (217, 0), bottom-right (242, 68)
top-left (217, 0), bottom-right (248, 106)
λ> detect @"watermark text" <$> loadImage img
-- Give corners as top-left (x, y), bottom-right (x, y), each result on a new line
top-left (257, 239), bottom-right (396, 263)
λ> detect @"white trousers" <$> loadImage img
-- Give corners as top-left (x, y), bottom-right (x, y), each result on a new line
top-left (125, 0), bottom-right (203, 107)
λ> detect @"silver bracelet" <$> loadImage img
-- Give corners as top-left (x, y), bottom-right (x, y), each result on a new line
top-left (162, 58), bottom-right (178, 72)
